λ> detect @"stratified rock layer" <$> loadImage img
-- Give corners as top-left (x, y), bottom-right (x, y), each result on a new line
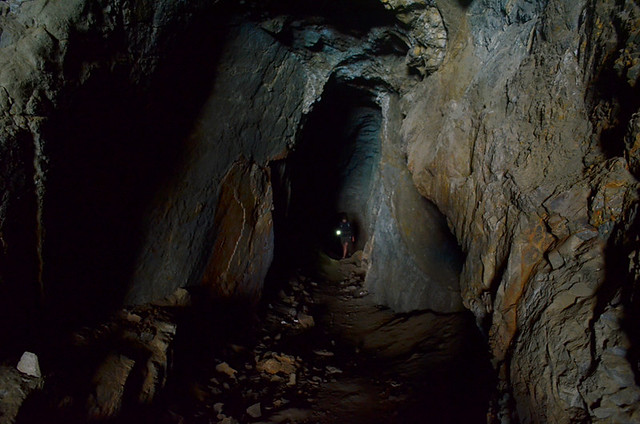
top-left (401, 0), bottom-right (640, 421)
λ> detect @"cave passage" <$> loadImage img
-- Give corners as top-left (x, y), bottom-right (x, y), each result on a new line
top-left (257, 77), bottom-right (493, 423)
top-left (3, 2), bottom-right (493, 422)
top-left (271, 78), bottom-right (382, 268)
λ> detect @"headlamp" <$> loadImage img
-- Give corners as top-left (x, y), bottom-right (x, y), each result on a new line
top-left (336, 230), bottom-right (341, 236)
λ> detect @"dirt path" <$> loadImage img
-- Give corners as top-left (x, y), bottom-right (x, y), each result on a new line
top-left (152, 252), bottom-right (493, 423)
top-left (10, 252), bottom-right (492, 424)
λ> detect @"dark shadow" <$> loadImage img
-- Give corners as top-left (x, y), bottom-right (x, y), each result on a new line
top-left (37, 6), bottom-right (233, 346)
top-left (591, 67), bottom-right (640, 159)
top-left (591, 208), bottom-right (640, 386)
top-left (613, 209), bottom-right (640, 386)
top-left (249, 0), bottom-right (398, 35)
top-left (457, 0), bottom-right (474, 8)
top-left (0, 130), bottom-right (41, 359)
top-left (266, 77), bottom-right (381, 289)
top-left (582, 8), bottom-right (640, 161)
top-left (120, 289), bottom-right (260, 424)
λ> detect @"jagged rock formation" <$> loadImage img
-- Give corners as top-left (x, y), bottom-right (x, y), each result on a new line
top-left (1, 0), bottom-right (640, 422)
top-left (402, 0), bottom-right (640, 422)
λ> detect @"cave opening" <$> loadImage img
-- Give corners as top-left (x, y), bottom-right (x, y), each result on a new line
top-left (270, 77), bottom-right (382, 274)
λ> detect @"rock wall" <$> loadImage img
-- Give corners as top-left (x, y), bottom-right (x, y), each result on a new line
top-left (363, 93), bottom-right (465, 313)
top-left (0, 0), bottom-right (314, 330)
top-left (400, 0), bottom-right (640, 421)
top-left (6, 0), bottom-right (640, 421)
top-left (125, 23), bottom-right (309, 304)
top-left (200, 161), bottom-right (274, 302)
top-left (0, 0), bottom-right (227, 349)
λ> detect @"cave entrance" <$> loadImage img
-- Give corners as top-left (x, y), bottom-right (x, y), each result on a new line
top-left (271, 77), bottom-right (382, 269)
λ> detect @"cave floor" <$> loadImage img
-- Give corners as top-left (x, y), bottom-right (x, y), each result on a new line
top-left (128, 254), bottom-right (493, 424)
top-left (12, 254), bottom-right (492, 424)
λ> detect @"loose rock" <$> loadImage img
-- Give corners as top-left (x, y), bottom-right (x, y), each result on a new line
top-left (16, 351), bottom-right (41, 378)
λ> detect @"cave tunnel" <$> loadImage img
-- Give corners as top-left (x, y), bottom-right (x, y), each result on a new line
top-left (2, 1), bottom-right (492, 423)
top-left (270, 77), bottom-right (383, 266)
top-left (5, 0), bottom-right (640, 423)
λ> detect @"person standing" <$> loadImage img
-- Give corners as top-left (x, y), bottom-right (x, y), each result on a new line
top-left (337, 216), bottom-right (354, 259)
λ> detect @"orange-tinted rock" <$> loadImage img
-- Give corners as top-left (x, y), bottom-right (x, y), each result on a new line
top-left (201, 161), bottom-right (274, 301)
top-left (490, 217), bottom-right (555, 361)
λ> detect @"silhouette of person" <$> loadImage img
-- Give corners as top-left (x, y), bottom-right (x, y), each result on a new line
top-left (337, 216), bottom-right (354, 259)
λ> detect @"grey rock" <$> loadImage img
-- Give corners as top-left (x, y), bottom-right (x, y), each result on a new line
top-left (16, 352), bottom-right (40, 378)
top-left (0, 365), bottom-right (41, 424)
top-left (87, 354), bottom-right (136, 420)
top-left (246, 402), bottom-right (261, 418)
top-left (547, 250), bottom-right (564, 270)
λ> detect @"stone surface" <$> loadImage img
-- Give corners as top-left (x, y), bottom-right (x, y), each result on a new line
top-left (363, 93), bottom-right (464, 313)
top-left (246, 402), bottom-right (261, 418)
top-left (86, 353), bottom-right (135, 420)
top-left (215, 362), bottom-right (238, 379)
top-left (0, 365), bottom-right (42, 424)
top-left (200, 161), bottom-right (275, 301)
top-left (381, 0), bottom-right (447, 75)
top-left (16, 351), bottom-right (40, 378)
top-left (256, 353), bottom-right (297, 376)
top-left (400, 0), bottom-right (640, 421)
top-left (1, 0), bottom-right (640, 422)
top-left (127, 23), bottom-right (308, 304)
top-left (138, 320), bottom-right (177, 404)
top-left (0, 0), bottom-right (230, 350)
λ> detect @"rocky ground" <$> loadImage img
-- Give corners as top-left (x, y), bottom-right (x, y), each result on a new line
top-left (2, 252), bottom-right (493, 424)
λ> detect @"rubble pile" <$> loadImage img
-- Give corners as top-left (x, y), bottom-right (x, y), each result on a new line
top-left (164, 268), bottom-right (368, 424)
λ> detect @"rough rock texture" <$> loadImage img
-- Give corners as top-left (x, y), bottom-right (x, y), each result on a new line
top-left (380, 0), bottom-right (447, 75)
top-left (0, 0), bottom-right (233, 344)
top-left (124, 22), bottom-right (308, 304)
top-left (0, 365), bottom-right (42, 424)
top-left (3, 0), bottom-right (640, 422)
top-left (363, 93), bottom-right (464, 312)
top-left (86, 353), bottom-right (135, 420)
top-left (400, 0), bottom-right (640, 421)
top-left (200, 161), bottom-right (274, 301)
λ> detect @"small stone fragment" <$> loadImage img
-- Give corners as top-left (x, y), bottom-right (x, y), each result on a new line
top-left (151, 287), bottom-right (191, 307)
top-left (16, 352), bottom-right (41, 378)
top-left (296, 313), bottom-right (315, 329)
top-left (218, 415), bottom-right (239, 424)
top-left (215, 362), bottom-right (237, 378)
top-left (256, 354), bottom-right (297, 375)
top-left (246, 402), bottom-right (262, 418)
top-left (87, 354), bottom-right (136, 419)
top-left (325, 366), bottom-right (343, 375)
top-left (287, 373), bottom-right (297, 386)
